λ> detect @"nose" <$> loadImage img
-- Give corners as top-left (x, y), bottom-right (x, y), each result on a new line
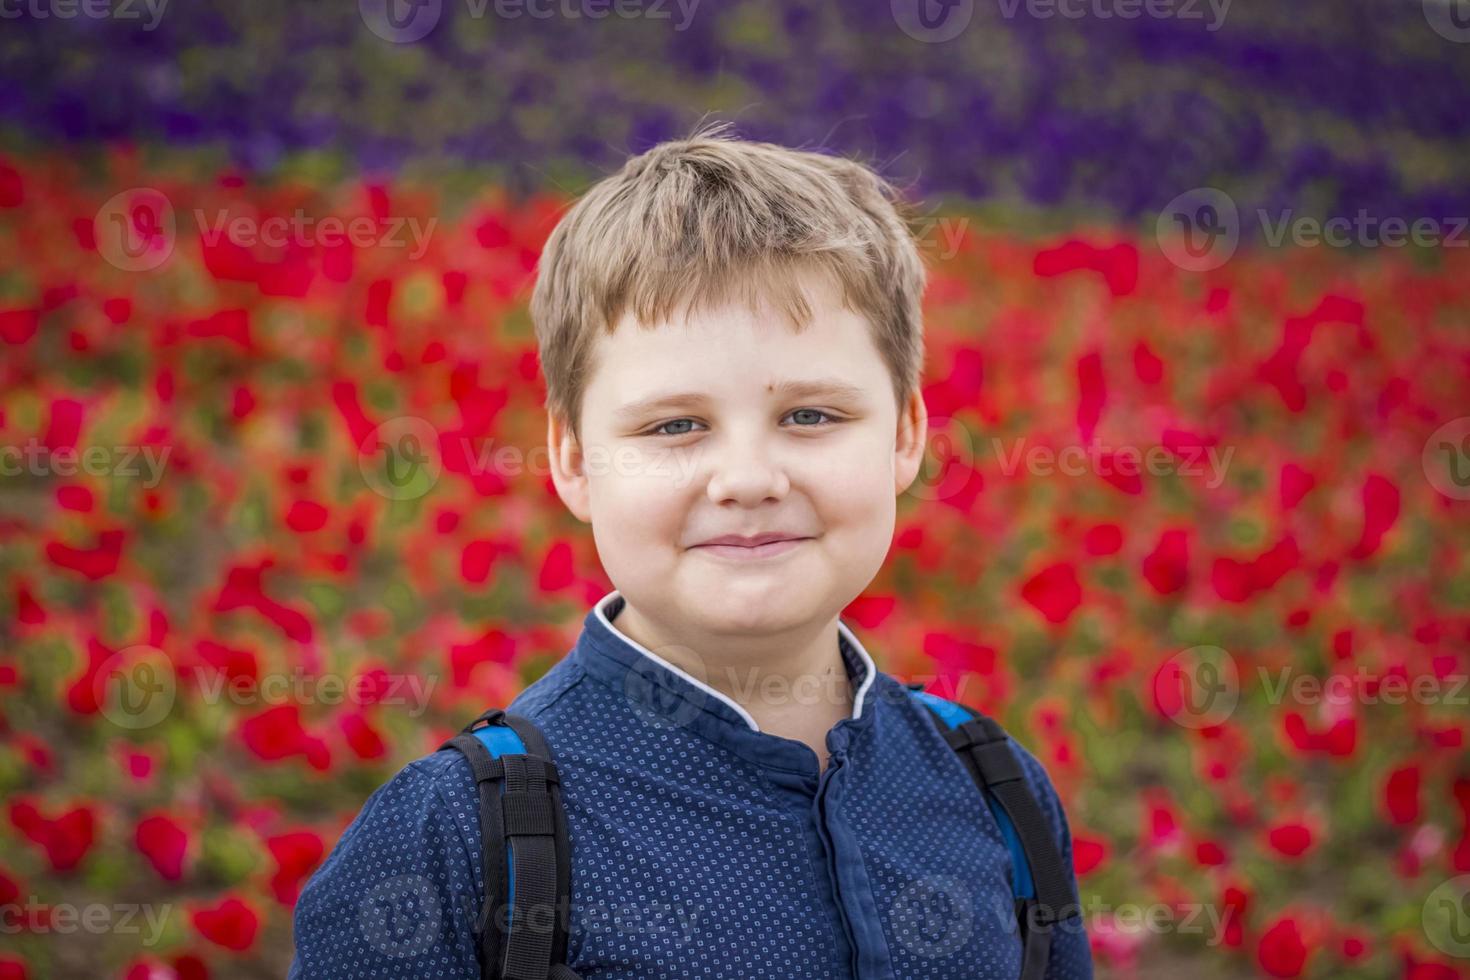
top-left (703, 427), bottom-right (790, 505)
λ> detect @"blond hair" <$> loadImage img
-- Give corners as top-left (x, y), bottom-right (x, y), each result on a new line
top-left (529, 123), bottom-right (928, 440)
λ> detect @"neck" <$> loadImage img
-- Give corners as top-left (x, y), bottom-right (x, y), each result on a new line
top-left (610, 598), bottom-right (856, 736)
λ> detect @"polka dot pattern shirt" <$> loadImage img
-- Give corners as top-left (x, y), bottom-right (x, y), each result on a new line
top-left (290, 590), bottom-right (1094, 979)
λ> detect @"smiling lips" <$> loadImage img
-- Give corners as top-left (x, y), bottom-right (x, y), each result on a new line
top-left (689, 532), bottom-right (813, 560)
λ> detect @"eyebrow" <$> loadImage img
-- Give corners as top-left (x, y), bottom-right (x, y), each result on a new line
top-left (613, 378), bottom-right (871, 421)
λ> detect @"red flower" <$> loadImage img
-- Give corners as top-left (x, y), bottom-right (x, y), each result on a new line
top-left (8, 800), bottom-right (96, 872)
top-left (191, 896), bottom-right (260, 952)
top-left (1282, 712), bottom-right (1357, 758)
top-left (266, 831), bottom-right (325, 904)
top-left (1279, 463), bottom-right (1315, 510)
top-left (0, 159), bottom-right (22, 206)
top-left (843, 594), bottom-right (896, 629)
top-left (1072, 835), bottom-right (1108, 876)
top-left (1349, 473), bottom-right (1399, 559)
top-left (1142, 529), bottom-right (1189, 595)
top-left (213, 560), bottom-right (314, 643)
top-left (1220, 885), bottom-right (1250, 949)
top-left (1033, 239), bottom-right (1137, 295)
top-left (135, 813), bottom-right (190, 881)
top-left (449, 629), bottom-right (517, 688)
top-left (45, 528), bottom-right (126, 581)
top-left (1076, 351), bottom-right (1107, 444)
top-left (238, 705), bottom-right (329, 769)
top-left (1195, 840), bottom-right (1227, 866)
top-left (1257, 915), bottom-right (1310, 978)
top-left (0, 308), bottom-right (38, 346)
top-left (285, 499), bottom-right (329, 533)
top-left (1212, 536), bottom-right (1300, 603)
top-left (461, 539), bottom-right (503, 584)
top-left (1132, 341), bottom-right (1163, 384)
top-left (340, 711), bottom-right (386, 760)
top-left (1083, 523), bottom-right (1123, 556)
top-left (1265, 822), bottom-right (1314, 858)
top-left (1020, 562), bottom-right (1082, 625)
top-left (1383, 765), bottom-right (1420, 826)
top-left (538, 539), bottom-right (576, 592)
top-left (195, 639), bottom-right (260, 684)
top-left (1340, 930), bottom-right (1370, 961)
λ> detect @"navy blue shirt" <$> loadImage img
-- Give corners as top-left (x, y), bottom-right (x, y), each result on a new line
top-left (290, 590), bottom-right (1093, 978)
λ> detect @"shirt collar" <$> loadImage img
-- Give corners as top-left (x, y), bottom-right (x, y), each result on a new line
top-left (572, 588), bottom-right (881, 771)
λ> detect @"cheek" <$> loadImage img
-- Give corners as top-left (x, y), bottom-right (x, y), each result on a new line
top-left (804, 439), bottom-right (896, 527)
top-left (586, 464), bottom-right (690, 563)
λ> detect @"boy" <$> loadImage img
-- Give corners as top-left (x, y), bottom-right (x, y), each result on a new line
top-left (290, 125), bottom-right (1093, 978)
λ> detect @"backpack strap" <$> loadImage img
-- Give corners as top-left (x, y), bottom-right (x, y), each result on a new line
top-left (440, 708), bottom-right (583, 980)
top-left (904, 684), bottom-right (1078, 980)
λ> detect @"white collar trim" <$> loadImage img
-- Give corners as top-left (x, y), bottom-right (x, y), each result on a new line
top-left (593, 589), bottom-right (878, 733)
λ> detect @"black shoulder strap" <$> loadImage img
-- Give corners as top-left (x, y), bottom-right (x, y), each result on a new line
top-left (906, 683), bottom-right (1080, 980)
top-left (440, 708), bottom-right (583, 980)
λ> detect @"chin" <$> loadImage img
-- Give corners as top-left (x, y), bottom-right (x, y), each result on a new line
top-left (690, 585), bottom-right (818, 636)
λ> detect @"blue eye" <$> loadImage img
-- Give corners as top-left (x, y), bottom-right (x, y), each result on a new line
top-left (650, 418), bottom-right (702, 436)
top-left (787, 409), bottom-right (837, 427)
top-left (643, 411), bottom-right (841, 437)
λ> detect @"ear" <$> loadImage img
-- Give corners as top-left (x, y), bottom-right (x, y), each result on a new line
top-left (547, 411), bottom-right (592, 523)
top-left (893, 389), bottom-right (929, 496)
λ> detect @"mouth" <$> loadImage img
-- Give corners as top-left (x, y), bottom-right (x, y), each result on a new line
top-left (688, 536), bottom-right (813, 561)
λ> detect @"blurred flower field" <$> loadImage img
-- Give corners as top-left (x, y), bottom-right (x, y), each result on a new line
top-left (0, 147), bottom-right (1467, 980)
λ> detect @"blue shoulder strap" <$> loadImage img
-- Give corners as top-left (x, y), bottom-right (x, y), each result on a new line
top-left (470, 723), bottom-right (529, 926)
top-left (440, 709), bottom-right (582, 980)
top-left (906, 688), bottom-right (1036, 901)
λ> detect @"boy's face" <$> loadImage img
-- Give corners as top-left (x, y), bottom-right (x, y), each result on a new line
top-left (548, 270), bottom-right (928, 641)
